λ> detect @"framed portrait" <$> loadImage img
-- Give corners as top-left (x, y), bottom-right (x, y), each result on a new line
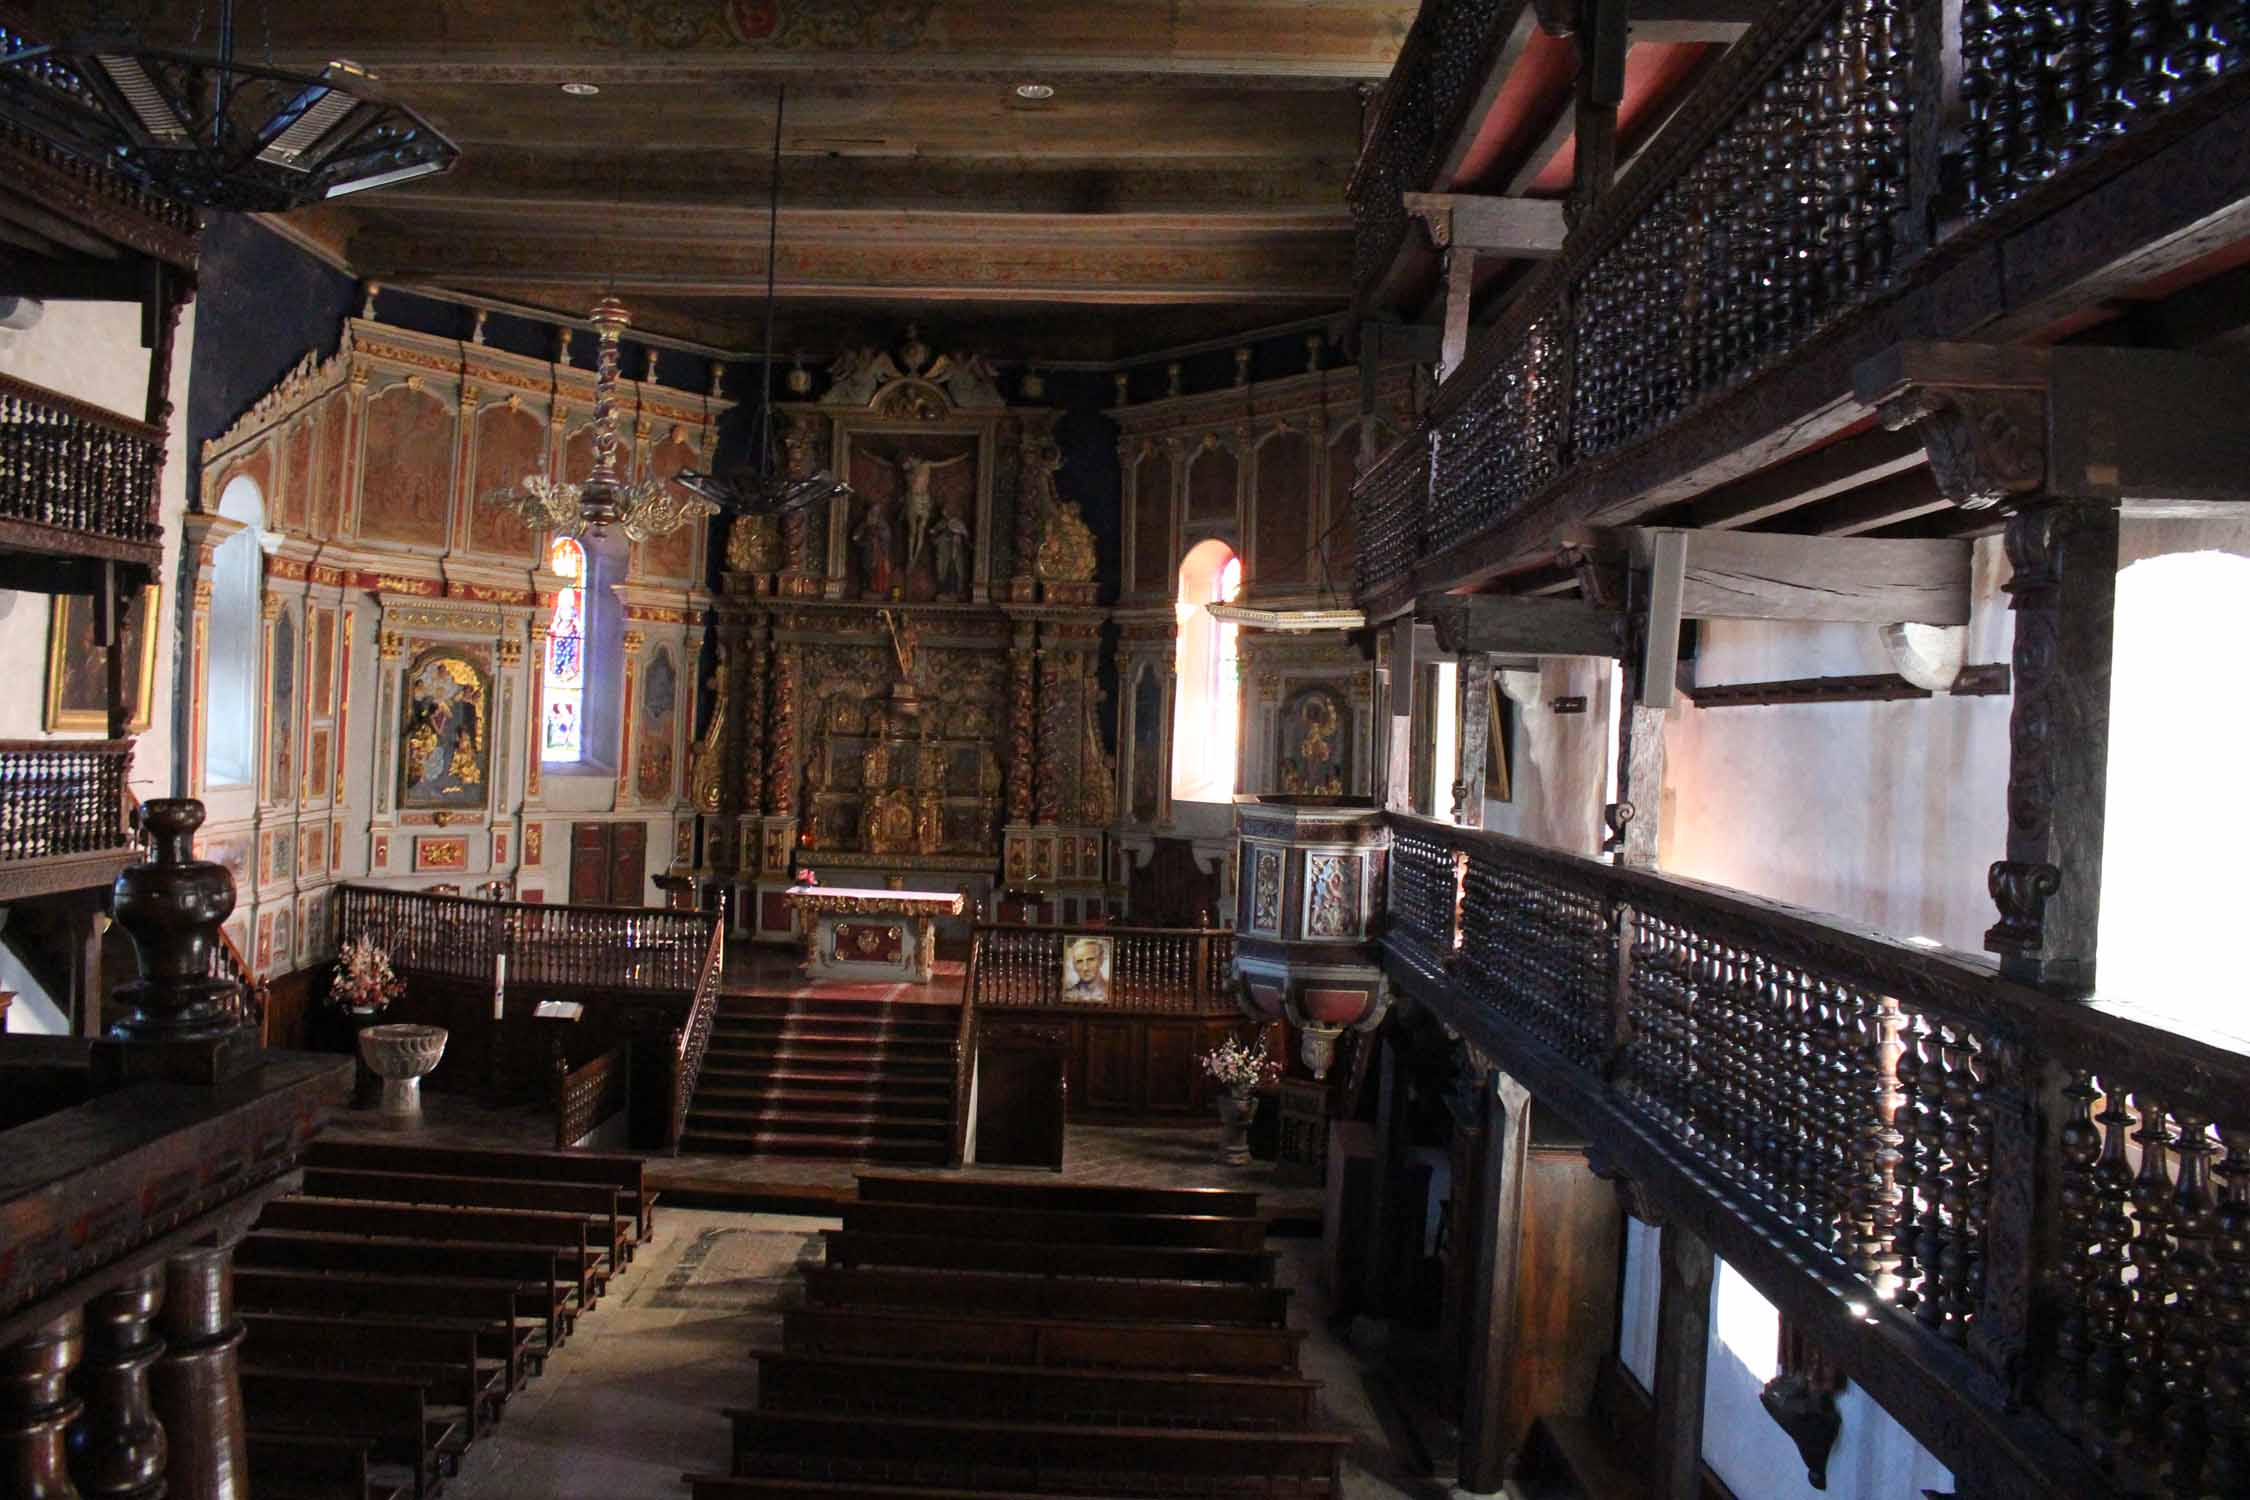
top-left (45, 585), bottom-right (161, 733)
top-left (1059, 935), bottom-right (1113, 1005)
top-left (399, 646), bottom-right (493, 810)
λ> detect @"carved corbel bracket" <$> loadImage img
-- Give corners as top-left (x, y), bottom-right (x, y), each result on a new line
top-left (1759, 1373), bottom-right (1842, 1489)
top-left (1983, 859), bottom-right (2061, 958)
top-left (1856, 343), bottom-right (2051, 510)
top-left (1585, 1141), bottom-right (1665, 1226)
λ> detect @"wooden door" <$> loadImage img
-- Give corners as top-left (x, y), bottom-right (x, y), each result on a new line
top-left (610, 821), bottom-right (646, 906)
top-left (569, 823), bottom-right (610, 905)
top-left (975, 1022), bottom-right (1066, 1170)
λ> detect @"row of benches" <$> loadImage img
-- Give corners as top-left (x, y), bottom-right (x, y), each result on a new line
top-left (235, 1137), bottom-right (655, 1500)
top-left (689, 1172), bottom-right (1351, 1499)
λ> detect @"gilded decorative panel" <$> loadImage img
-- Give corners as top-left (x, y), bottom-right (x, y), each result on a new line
top-left (1304, 852), bottom-right (1362, 940)
top-left (357, 385), bottom-right (455, 548)
top-left (637, 646), bottom-right (679, 802)
top-left (269, 609), bottom-right (297, 801)
top-left (414, 835), bottom-right (468, 872)
top-left (468, 402), bottom-right (547, 560)
top-left (640, 435), bottom-right (702, 580)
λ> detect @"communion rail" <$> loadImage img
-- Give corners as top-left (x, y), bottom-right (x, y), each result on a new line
top-left (1384, 812), bottom-right (2250, 1500)
top-left (335, 883), bottom-right (717, 993)
top-left (1351, 0), bottom-right (2250, 612)
top-left (967, 923), bottom-right (1235, 1013)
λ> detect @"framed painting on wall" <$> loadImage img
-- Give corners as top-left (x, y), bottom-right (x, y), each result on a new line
top-left (399, 646), bottom-right (492, 810)
top-left (1059, 936), bottom-right (1113, 1004)
top-left (44, 585), bottom-right (161, 733)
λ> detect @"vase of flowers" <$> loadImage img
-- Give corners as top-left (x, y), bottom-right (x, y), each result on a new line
top-left (332, 934), bottom-right (406, 1108)
top-left (1200, 1036), bottom-right (1281, 1167)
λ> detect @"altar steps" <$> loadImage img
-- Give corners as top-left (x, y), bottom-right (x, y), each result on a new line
top-left (679, 995), bottom-right (962, 1164)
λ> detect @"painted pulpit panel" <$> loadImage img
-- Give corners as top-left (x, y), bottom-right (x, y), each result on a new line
top-left (400, 646), bottom-right (492, 811)
top-left (357, 386), bottom-right (455, 549)
top-left (468, 402), bottom-right (548, 560)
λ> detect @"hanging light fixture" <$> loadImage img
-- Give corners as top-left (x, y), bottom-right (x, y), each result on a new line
top-left (0, 2), bottom-right (458, 211)
top-left (494, 294), bottom-right (720, 542)
top-left (675, 84), bottom-right (852, 519)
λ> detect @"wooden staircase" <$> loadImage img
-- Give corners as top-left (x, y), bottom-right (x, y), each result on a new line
top-left (677, 994), bottom-right (960, 1162)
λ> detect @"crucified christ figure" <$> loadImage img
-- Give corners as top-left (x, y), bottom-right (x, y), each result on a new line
top-left (879, 450), bottom-right (971, 568)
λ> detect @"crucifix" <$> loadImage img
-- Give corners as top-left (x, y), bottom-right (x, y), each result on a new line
top-left (877, 450), bottom-right (971, 566)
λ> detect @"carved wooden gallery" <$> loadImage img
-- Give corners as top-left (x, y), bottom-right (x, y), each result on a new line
top-left (0, 0), bottom-right (2245, 1498)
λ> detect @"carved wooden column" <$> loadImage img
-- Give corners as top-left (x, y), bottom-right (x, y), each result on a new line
top-left (1456, 1069), bottom-right (1532, 1495)
top-left (1382, 616), bottom-right (1417, 812)
top-left (0, 1313), bottom-right (83, 1500)
top-left (69, 1266), bottom-right (166, 1499)
top-left (733, 615), bottom-right (767, 879)
top-left (1650, 1223), bottom-right (1715, 1500)
top-left (1005, 628), bottom-right (1037, 828)
top-left (761, 637), bottom-right (800, 875)
top-left (1860, 346), bottom-right (2117, 993)
top-left (615, 628), bottom-right (645, 810)
top-left (150, 1243), bottom-right (248, 1500)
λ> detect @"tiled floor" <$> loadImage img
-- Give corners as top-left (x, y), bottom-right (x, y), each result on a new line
top-left (438, 1206), bottom-right (1438, 1500)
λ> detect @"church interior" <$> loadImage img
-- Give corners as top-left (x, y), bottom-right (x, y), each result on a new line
top-left (2, 1), bottom-right (2248, 1497)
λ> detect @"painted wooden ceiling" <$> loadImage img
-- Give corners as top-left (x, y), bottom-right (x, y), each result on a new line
top-left (106, 0), bottom-right (1419, 359)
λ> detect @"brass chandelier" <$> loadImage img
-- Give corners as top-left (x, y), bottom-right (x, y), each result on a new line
top-left (494, 294), bottom-right (718, 542)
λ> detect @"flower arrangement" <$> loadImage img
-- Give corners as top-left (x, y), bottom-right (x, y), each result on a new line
top-left (1199, 1036), bottom-right (1281, 1097)
top-left (331, 933), bottom-right (406, 1014)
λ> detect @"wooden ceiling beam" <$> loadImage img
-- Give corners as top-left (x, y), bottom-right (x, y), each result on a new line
top-left (1678, 423), bottom-right (1932, 529)
top-left (1403, 193), bottom-right (1570, 257)
top-left (1756, 468), bottom-right (1950, 537)
top-left (1618, 528), bottom-right (1974, 625)
top-left (1421, 592), bottom-right (1624, 657)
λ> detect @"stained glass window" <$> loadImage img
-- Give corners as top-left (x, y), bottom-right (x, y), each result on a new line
top-left (543, 536), bottom-right (586, 760)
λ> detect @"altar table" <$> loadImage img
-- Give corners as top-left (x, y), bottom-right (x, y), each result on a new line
top-left (783, 885), bottom-right (965, 983)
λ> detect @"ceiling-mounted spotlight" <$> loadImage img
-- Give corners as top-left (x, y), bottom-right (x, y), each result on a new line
top-left (1014, 82), bottom-right (1055, 101)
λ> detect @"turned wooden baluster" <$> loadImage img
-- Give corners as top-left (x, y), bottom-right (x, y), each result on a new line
top-left (1, 1312), bottom-right (83, 1500)
top-left (2207, 1124), bottom-right (2250, 1496)
top-left (2164, 1110), bottom-right (2218, 1488)
top-left (2083, 1083), bottom-right (2140, 1446)
top-left (68, 1265), bottom-right (166, 1499)
top-left (2122, 1093), bottom-right (2178, 1447)
top-left (2052, 1071), bottom-right (2104, 1390)
top-left (149, 1246), bottom-right (248, 1500)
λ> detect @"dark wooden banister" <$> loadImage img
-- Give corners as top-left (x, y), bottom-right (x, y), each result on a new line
top-left (1381, 809), bottom-right (2250, 1500)
top-left (665, 895), bottom-right (728, 1155)
top-left (966, 922), bottom-right (1237, 1013)
top-left (335, 883), bottom-right (716, 994)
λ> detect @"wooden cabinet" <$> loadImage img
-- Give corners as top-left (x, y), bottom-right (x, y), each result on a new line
top-left (568, 821), bottom-right (647, 906)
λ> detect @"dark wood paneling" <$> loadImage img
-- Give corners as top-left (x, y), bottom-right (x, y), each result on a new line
top-left (1255, 431), bottom-right (1313, 586)
top-left (1142, 1023), bottom-right (1203, 1113)
top-left (569, 822), bottom-right (609, 906)
top-left (1079, 1018), bottom-right (1143, 1113)
top-left (1133, 450), bottom-right (1174, 594)
top-left (611, 821), bottom-right (646, 906)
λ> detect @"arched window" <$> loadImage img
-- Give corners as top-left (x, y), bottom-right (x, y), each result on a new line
top-left (543, 535), bottom-right (587, 761)
top-left (1171, 539), bottom-right (1242, 804)
top-left (204, 475), bottom-right (264, 788)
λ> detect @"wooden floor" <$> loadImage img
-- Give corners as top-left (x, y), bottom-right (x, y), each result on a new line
top-left (330, 1098), bottom-right (1324, 1224)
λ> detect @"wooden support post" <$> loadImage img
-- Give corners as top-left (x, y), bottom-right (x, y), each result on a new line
top-left (1439, 249), bottom-right (1478, 383)
top-left (74, 909), bottom-right (105, 1040)
top-left (1650, 1223), bottom-right (1715, 1500)
top-left (1384, 615), bottom-right (1418, 812)
top-left (70, 1264), bottom-right (168, 1499)
top-left (1359, 1035), bottom-right (1408, 1319)
top-left (1457, 1071), bottom-right (1533, 1495)
top-left (1567, 0), bottom-right (1626, 227)
top-left (1986, 501), bottom-right (2118, 993)
top-left (1454, 653), bottom-right (1491, 827)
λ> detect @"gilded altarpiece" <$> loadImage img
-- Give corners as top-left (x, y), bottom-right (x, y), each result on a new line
top-left (695, 330), bottom-right (1117, 942)
top-left (189, 316), bottom-right (725, 1011)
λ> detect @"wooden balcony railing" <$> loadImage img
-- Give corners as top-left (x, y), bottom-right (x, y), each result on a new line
top-left (1350, 0), bottom-right (2250, 611)
top-left (967, 923), bottom-right (1236, 1014)
top-left (1344, 0), bottom-right (1527, 294)
top-left (0, 738), bottom-right (131, 863)
top-left (334, 884), bottom-right (718, 994)
top-left (1381, 811), bottom-right (2250, 1500)
top-left (0, 372), bottom-right (165, 556)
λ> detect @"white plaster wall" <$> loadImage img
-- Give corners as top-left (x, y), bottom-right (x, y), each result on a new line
top-left (1483, 655), bottom-right (1615, 856)
top-left (0, 298), bottom-right (194, 805)
top-left (1702, 1258), bottom-right (1953, 1500)
top-left (1617, 1216), bottom-right (1661, 1391)
top-left (1656, 535), bottom-right (2014, 949)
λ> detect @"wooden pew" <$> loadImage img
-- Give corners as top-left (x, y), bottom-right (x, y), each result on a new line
top-left (240, 1368), bottom-right (458, 1500)
top-left (855, 1174), bottom-right (1260, 1218)
top-left (781, 1307), bottom-right (1304, 1373)
top-left (802, 1265), bottom-right (1291, 1326)
top-left (243, 1313), bottom-right (506, 1441)
top-left (248, 1433), bottom-right (397, 1500)
top-left (752, 1350), bottom-right (1322, 1429)
top-left (724, 1410), bottom-right (1346, 1498)
top-left (297, 1166), bottom-right (632, 1272)
top-left (235, 1267), bottom-right (537, 1387)
top-left (256, 1196), bottom-right (608, 1305)
top-left (821, 1230), bottom-right (1277, 1285)
top-left (236, 1231), bottom-right (578, 1349)
top-left (306, 1138), bottom-right (656, 1243)
top-left (839, 1201), bottom-right (1266, 1252)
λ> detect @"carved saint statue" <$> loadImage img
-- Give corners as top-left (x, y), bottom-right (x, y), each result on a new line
top-left (876, 449), bottom-right (970, 566)
top-left (931, 500), bottom-right (972, 599)
top-left (852, 495), bottom-right (897, 598)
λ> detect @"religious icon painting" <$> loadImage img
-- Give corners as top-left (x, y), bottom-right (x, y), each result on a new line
top-left (1060, 936), bottom-right (1113, 1005)
top-left (269, 608), bottom-right (296, 799)
top-left (1303, 853), bottom-right (1362, 940)
top-left (1276, 685), bottom-right (1350, 797)
top-left (399, 647), bottom-right (492, 810)
top-left (636, 646), bottom-right (679, 801)
top-left (1249, 846), bottom-right (1284, 935)
top-left (44, 584), bottom-right (161, 732)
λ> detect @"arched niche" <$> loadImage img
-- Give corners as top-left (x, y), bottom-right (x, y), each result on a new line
top-left (1171, 538), bottom-right (1242, 805)
top-left (205, 474), bottom-right (265, 789)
